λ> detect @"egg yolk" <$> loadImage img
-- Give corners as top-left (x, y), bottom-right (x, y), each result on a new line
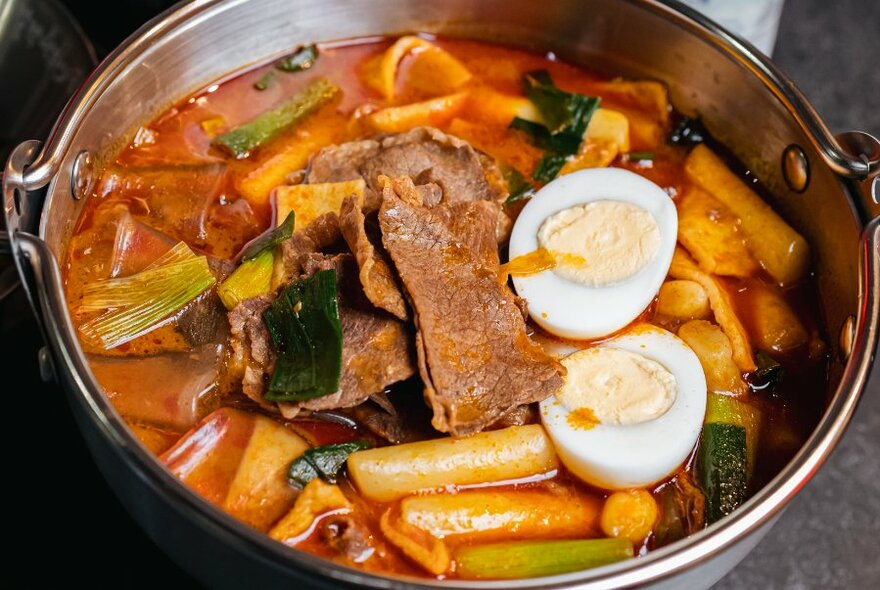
top-left (537, 200), bottom-right (660, 287)
top-left (557, 347), bottom-right (677, 425)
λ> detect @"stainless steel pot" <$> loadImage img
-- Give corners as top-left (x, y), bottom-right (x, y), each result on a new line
top-left (5, 1), bottom-right (880, 588)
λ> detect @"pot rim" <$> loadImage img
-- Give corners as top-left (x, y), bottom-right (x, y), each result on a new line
top-left (12, 0), bottom-right (880, 588)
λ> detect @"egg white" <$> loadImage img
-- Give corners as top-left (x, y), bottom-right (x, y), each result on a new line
top-left (509, 168), bottom-right (677, 340)
top-left (540, 325), bottom-right (707, 489)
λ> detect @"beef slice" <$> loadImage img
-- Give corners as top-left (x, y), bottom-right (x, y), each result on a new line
top-left (307, 127), bottom-right (505, 210)
top-left (339, 195), bottom-right (407, 320)
top-left (228, 254), bottom-right (415, 417)
top-left (378, 177), bottom-right (565, 436)
top-left (277, 211), bottom-right (343, 286)
top-left (227, 294), bottom-right (276, 409)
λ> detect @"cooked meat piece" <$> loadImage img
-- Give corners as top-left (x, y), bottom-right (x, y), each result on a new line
top-left (344, 380), bottom-right (436, 444)
top-left (207, 257), bottom-right (237, 281)
top-left (369, 391), bottom-right (396, 415)
top-left (178, 258), bottom-right (235, 347)
top-left (346, 402), bottom-right (418, 445)
top-left (489, 404), bottom-right (538, 429)
top-left (307, 127), bottom-right (505, 210)
top-left (278, 212), bottom-right (343, 283)
top-left (301, 250), bottom-right (348, 279)
top-left (347, 402), bottom-right (410, 445)
top-left (478, 151), bottom-right (507, 199)
top-left (379, 177), bottom-right (565, 436)
top-left (320, 515), bottom-right (374, 563)
top-left (228, 253), bottom-right (416, 417)
top-left (299, 211), bottom-right (343, 251)
top-left (178, 289), bottom-right (229, 347)
top-left (339, 195), bottom-right (407, 320)
top-left (513, 294), bottom-right (529, 320)
top-left (227, 294), bottom-right (275, 408)
top-left (415, 182), bottom-right (443, 208)
top-left (279, 293), bottom-right (416, 417)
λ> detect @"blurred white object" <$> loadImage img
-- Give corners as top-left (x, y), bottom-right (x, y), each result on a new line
top-left (680, 0), bottom-right (785, 55)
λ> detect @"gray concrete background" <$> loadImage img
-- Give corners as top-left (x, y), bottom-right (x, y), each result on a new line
top-left (715, 1), bottom-right (880, 588)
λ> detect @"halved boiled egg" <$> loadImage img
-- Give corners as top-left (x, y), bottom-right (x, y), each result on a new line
top-left (540, 325), bottom-right (706, 489)
top-left (509, 168), bottom-right (677, 339)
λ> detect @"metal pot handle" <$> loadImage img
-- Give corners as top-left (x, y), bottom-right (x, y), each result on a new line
top-left (834, 131), bottom-right (880, 221)
top-left (674, 0), bottom-right (880, 180)
top-left (3, 139), bottom-right (58, 377)
top-left (850, 214), bottom-right (880, 394)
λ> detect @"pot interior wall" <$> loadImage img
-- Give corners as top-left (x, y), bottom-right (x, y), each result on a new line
top-left (44, 0), bottom-right (858, 427)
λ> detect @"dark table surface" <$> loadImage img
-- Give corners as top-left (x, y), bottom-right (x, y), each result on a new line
top-left (3, 0), bottom-right (878, 588)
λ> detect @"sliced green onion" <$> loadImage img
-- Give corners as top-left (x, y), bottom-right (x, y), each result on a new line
top-left (509, 70), bottom-right (600, 183)
top-left (264, 269), bottom-right (343, 401)
top-left (522, 70), bottom-right (600, 139)
top-left (275, 44), bottom-right (318, 73)
top-left (627, 151), bottom-right (655, 161)
top-left (751, 350), bottom-right (785, 391)
top-left (253, 70), bottom-right (275, 91)
top-left (502, 166), bottom-right (535, 205)
top-left (80, 243), bottom-right (202, 310)
top-left (263, 292), bottom-right (316, 395)
top-left (217, 249), bottom-right (275, 310)
top-left (80, 258), bottom-right (208, 311)
top-left (288, 441), bottom-right (371, 489)
top-left (288, 269), bottom-right (342, 398)
top-left (510, 116), bottom-right (548, 143)
top-left (240, 210), bottom-right (295, 261)
top-left (533, 153), bottom-right (570, 183)
top-left (78, 243), bottom-right (216, 349)
top-left (510, 117), bottom-right (581, 154)
top-left (455, 538), bottom-right (633, 579)
top-left (287, 453), bottom-right (320, 489)
top-left (213, 78), bottom-right (339, 158)
top-left (143, 241), bottom-right (197, 269)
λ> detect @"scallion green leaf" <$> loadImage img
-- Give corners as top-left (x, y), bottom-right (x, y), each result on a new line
top-left (509, 70), bottom-right (600, 183)
top-left (522, 70), bottom-right (600, 139)
top-left (264, 269), bottom-right (342, 401)
top-left (533, 153), bottom-right (569, 183)
top-left (510, 117), bottom-right (581, 154)
top-left (288, 441), bottom-right (371, 489)
top-left (502, 166), bottom-right (535, 205)
top-left (627, 151), bottom-right (655, 161)
top-left (751, 350), bottom-right (785, 392)
top-left (240, 210), bottom-right (295, 261)
top-left (253, 70), bottom-right (275, 91)
top-left (264, 295), bottom-right (316, 394)
top-left (510, 117), bottom-right (549, 146)
top-left (276, 44), bottom-right (319, 73)
top-left (213, 78), bottom-right (339, 158)
top-left (288, 457), bottom-right (320, 489)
